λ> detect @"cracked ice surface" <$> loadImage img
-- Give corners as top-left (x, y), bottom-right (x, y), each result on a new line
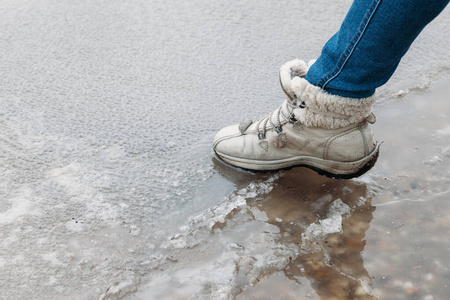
top-left (0, 0), bottom-right (449, 299)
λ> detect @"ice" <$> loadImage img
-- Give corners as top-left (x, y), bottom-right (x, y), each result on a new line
top-left (0, 189), bottom-right (33, 224)
top-left (0, 256), bottom-right (6, 268)
top-left (166, 175), bottom-right (282, 245)
top-left (329, 198), bottom-right (351, 215)
top-left (65, 219), bottom-right (84, 232)
top-left (42, 252), bottom-right (65, 267)
top-left (1, 0), bottom-right (449, 299)
top-left (437, 125), bottom-right (450, 136)
top-left (423, 155), bottom-right (443, 166)
top-left (98, 276), bottom-right (139, 300)
top-left (310, 194), bottom-right (334, 211)
top-left (442, 146), bottom-right (450, 157)
top-left (302, 213), bottom-right (343, 244)
top-left (229, 243), bottom-right (245, 250)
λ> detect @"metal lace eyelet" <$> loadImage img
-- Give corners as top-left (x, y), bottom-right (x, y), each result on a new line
top-left (299, 101), bottom-right (306, 108)
top-left (258, 132), bottom-right (266, 140)
top-left (275, 126), bottom-right (283, 133)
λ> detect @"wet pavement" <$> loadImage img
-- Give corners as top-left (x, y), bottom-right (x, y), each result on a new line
top-left (236, 86), bottom-right (450, 300)
top-left (0, 0), bottom-right (449, 299)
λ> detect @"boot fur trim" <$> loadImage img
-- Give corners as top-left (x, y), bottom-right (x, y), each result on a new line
top-left (279, 59), bottom-right (376, 129)
top-left (291, 76), bottom-right (376, 128)
top-left (279, 59), bottom-right (316, 101)
top-left (279, 59), bottom-right (308, 100)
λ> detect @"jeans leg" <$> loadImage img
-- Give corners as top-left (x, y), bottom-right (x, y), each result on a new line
top-left (305, 0), bottom-right (449, 98)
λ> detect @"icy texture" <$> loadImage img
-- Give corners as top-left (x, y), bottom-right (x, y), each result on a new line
top-left (0, 0), bottom-right (449, 299)
top-left (302, 213), bottom-right (343, 244)
top-left (301, 198), bottom-right (352, 250)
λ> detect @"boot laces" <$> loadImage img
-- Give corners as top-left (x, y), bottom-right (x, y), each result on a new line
top-left (256, 100), bottom-right (304, 140)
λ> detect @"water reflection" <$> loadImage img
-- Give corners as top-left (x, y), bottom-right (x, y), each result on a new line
top-left (213, 157), bottom-right (377, 299)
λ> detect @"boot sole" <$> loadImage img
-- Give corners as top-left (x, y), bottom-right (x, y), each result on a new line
top-left (214, 144), bottom-right (380, 179)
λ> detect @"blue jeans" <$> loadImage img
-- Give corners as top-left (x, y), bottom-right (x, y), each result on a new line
top-left (305, 0), bottom-right (449, 98)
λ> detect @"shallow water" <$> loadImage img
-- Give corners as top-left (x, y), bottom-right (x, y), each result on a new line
top-left (0, 1), bottom-right (449, 299)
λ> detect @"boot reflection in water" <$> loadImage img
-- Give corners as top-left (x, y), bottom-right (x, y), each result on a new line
top-left (239, 167), bottom-right (377, 299)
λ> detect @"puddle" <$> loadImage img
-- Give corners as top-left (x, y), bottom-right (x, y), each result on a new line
top-left (137, 85), bottom-right (450, 299)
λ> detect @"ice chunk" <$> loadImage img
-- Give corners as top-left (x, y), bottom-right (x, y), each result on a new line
top-left (310, 194), bottom-right (333, 210)
top-left (442, 146), bottom-right (450, 157)
top-left (423, 155), bottom-right (442, 166)
top-left (302, 212), bottom-right (343, 242)
top-left (397, 90), bottom-right (408, 97)
top-left (327, 199), bottom-right (351, 218)
top-left (98, 275), bottom-right (139, 300)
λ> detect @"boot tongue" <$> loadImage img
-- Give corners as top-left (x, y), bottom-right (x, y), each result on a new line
top-left (238, 118), bottom-right (253, 134)
top-left (244, 100), bottom-right (293, 132)
top-left (267, 100), bottom-right (293, 128)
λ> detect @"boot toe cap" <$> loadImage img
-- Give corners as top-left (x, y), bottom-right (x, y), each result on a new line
top-left (213, 124), bottom-right (244, 155)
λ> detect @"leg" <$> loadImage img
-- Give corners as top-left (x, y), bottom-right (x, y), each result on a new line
top-left (306, 0), bottom-right (449, 98)
top-left (213, 0), bottom-right (448, 178)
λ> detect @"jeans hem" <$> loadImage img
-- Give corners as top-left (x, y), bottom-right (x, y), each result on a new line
top-left (318, 0), bottom-right (383, 89)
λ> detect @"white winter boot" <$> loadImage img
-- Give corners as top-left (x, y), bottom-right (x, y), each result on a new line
top-left (213, 59), bottom-right (380, 179)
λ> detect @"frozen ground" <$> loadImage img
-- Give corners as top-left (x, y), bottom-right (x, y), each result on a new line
top-left (0, 0), bottom-right (449, 299)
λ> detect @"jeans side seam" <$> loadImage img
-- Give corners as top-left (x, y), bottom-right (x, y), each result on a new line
top-left (318, 0), bottom-right (383, 89)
